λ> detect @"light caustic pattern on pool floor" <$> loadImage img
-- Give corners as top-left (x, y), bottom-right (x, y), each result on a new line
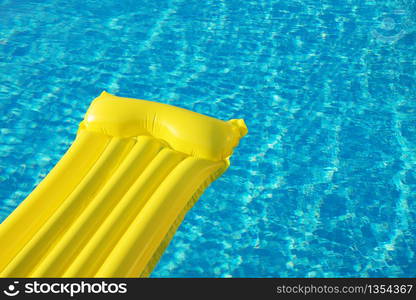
top-left (0, 0), bottom-right (416, 277)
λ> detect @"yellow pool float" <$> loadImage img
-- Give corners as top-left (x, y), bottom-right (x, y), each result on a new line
top-left (0, 92), bottom-right (247, 278)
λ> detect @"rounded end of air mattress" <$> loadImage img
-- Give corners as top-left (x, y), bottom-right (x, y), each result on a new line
top-left (83, 91), bottom-right (247, 161)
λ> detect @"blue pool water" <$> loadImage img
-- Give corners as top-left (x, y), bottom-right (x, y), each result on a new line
top-left (0, 0), bottom-right (415, 277)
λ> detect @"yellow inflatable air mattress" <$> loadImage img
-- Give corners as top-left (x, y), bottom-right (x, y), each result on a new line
top-left (0, 92), bottom-right (247, 278)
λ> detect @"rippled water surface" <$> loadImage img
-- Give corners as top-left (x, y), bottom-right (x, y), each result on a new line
top-left (0, 0), bottom-right (415, 277)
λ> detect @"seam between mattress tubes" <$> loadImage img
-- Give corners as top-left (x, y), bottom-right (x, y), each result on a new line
top-left (57, 139), bottom-right (169, 277)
